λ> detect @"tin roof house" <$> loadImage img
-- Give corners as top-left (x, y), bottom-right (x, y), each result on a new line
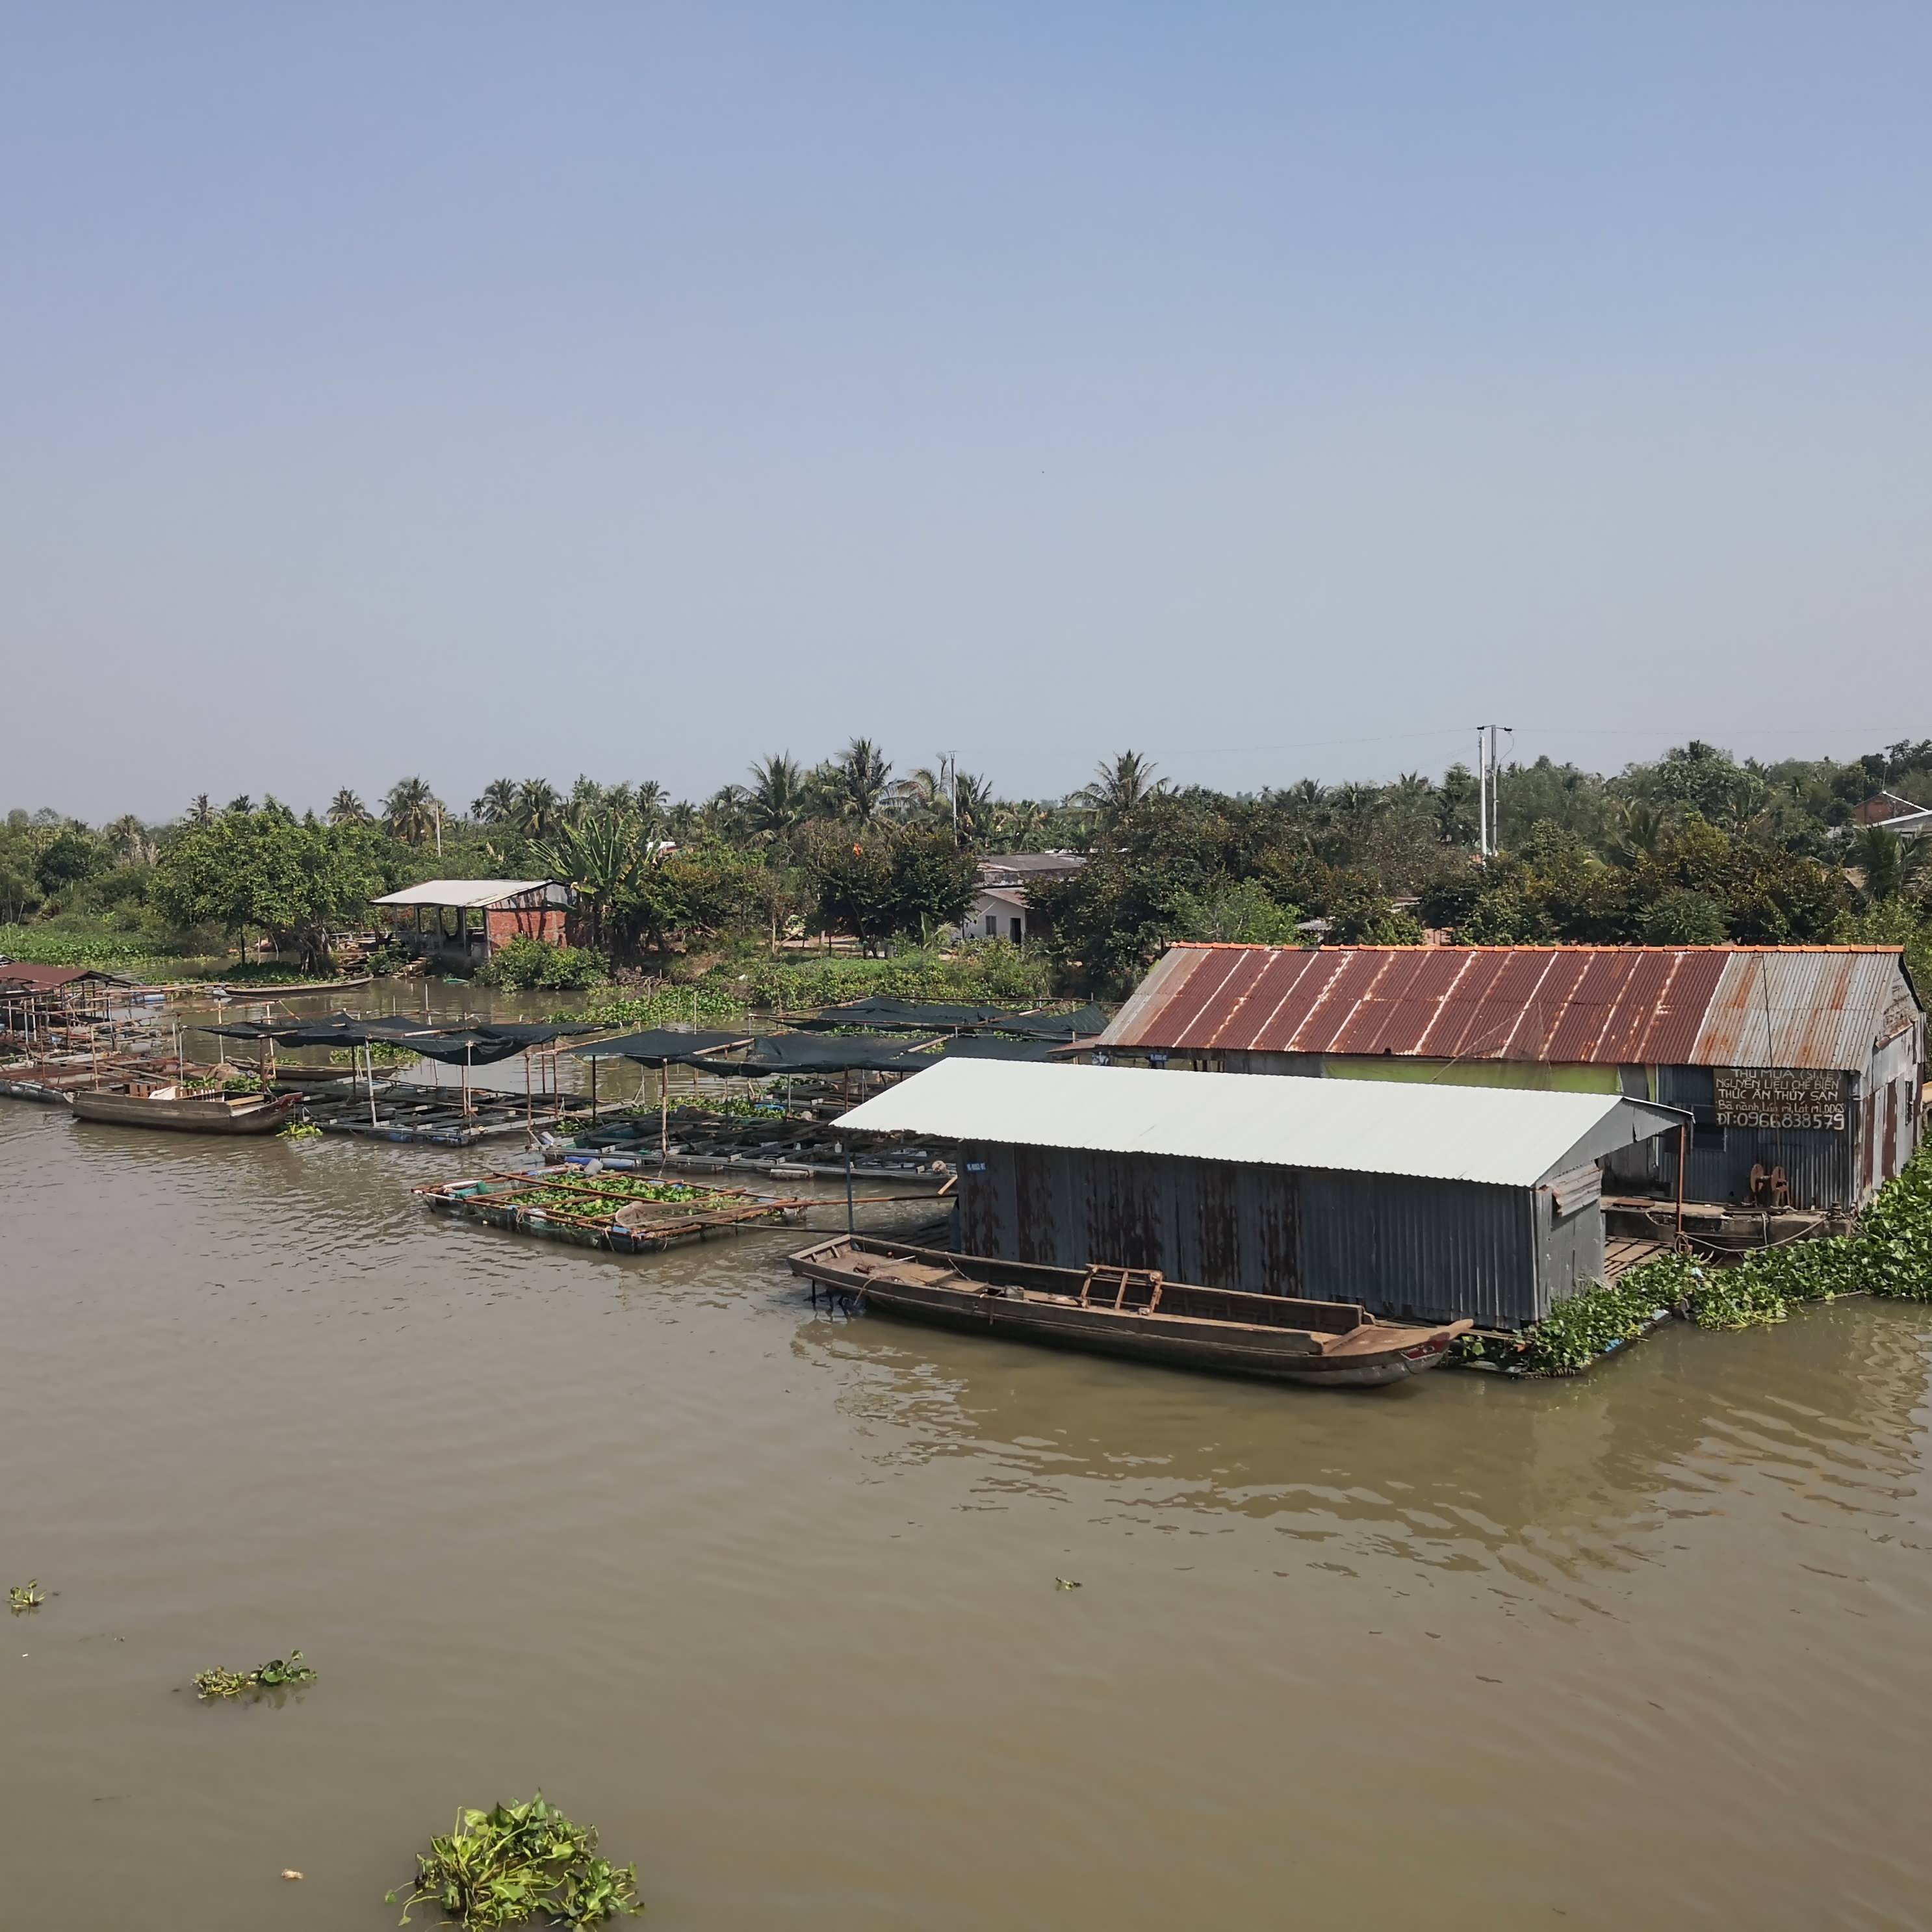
top-left (1092, 944), bottom-right (1924, 1213)
top-left (838, 1057), bottom-right (1686, 1329)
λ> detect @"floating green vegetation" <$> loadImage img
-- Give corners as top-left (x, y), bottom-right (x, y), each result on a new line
top-left (192, 1652), bottom-right (317, 1699)
top-left (388, 1795), bottom-right (641, 1929)
top-left (8, 1580), bottom-right (44, 1613)
top-left (515, 1175), bottom-right (734, 1218)
top-left (1489, 1148), bottom-right (1932, 1376)
top-left (281, 1120), bottom-right (324, 1140)
top-left (328, 1041), bottom-right (419, 1066)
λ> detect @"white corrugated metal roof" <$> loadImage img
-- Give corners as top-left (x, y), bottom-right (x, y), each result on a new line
top-left (372, 879), bottom-right (556, 909)
top-left (836, 1057), bottom-right (1679, 1189)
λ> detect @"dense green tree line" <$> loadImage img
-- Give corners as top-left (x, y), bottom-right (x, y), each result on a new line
top-left (5, 736), bottom-right (1930, 988)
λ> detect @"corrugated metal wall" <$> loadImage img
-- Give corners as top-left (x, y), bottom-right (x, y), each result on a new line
top-left (1655, 1066), bottom-right (1855, 1209)
top-left (956, 1143), bottom-right (1559, 1327)
top-left (1296, 1170), bottom-right (1547, 1326)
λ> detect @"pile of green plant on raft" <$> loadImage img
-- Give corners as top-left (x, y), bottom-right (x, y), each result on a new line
top-left (475, 935), bottom-right (609, 991)
top-left (1475, 1149), bottom-right (1932, 1376)
top-left (182, 1072), bottom-right (265, 1097)
top-left (515, 1174), bottom-right (738, 1217)
top-left (389, 1794), bottom-right (640, 1928)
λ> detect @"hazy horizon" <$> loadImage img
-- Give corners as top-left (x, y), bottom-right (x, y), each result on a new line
top-left (7, 5), bottom-right (1929, 819)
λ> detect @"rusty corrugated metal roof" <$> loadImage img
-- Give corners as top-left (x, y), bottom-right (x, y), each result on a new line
top-left (1095, 945), bottom-right (1920, 1072)
top-left (0, 962), bottom-right (123, 991)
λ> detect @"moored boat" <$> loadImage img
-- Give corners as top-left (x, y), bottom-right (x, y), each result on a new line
top-left (788, 1235), bottom-right (1471, 1387)
top-left (70, 1084), bottom-right (301, 1135)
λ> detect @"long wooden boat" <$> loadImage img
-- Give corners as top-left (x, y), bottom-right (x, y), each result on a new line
top-left (70, 1085), bottom-right (300, 1135)
top-left (789, 1235), bottom-right (1471, 1388)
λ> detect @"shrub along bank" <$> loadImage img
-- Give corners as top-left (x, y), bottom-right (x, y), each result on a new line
top-left (1480, 1150), bottom-right (1932, 1376)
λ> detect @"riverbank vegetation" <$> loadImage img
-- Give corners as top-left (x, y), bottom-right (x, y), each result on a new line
top-left (6, 736), bottom-right (1931, 996)
top-left (1484, 1149), bottom-right (1932, 1375)
top-left (389, 1795), bottom-right (641, 1928)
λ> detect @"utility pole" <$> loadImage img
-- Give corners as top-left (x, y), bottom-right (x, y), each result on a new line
top-left (1475, 725), bottom-right (1513, 860)
top-left (1476, 727), bottom-right (1489, 861)
top-left (940, 750), bottom-right (960, 832)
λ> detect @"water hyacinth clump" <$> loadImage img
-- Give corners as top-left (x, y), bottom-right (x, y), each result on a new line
top-left (8, 1579), bottom-right (44, 1612)
top-left (389, 1795), bottom-right (641, 1929)
top-left (1497, 1147), bottom-right (1932, 1376)
top-left (192, 1652), bottom-right (317, 1698)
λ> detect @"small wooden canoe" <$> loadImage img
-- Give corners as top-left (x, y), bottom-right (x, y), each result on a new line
top-left (789, 1235), bottom-right (1471, 1389)
top-left (70, 1085), bottom-right (301, 1135)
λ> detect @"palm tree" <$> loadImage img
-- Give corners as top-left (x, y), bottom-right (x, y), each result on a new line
top-left (1854, 825), bottom-right (1907, 903)
top-left (103, 815), bottom-right (153, 864)
top-left (826, 738), bottom-right (891, 823)
top-left (382, 776), bottom-right (442, 846)
top-left (470, 778), bottom-right (519, 825)
top-left (630, 780), bottom-right (668, 835)
top-left (567, 775), bottom-right (606, 825)
top-left (187, 794), bottom-right (214, 827)
top-left (328, 788), bottom-right (370, 826)
top-left (513, 779), bottom-right (563, 842)
top-left (952, 771), bottom-right (996, 846)
top-left (224, 795), bottom-right (253, 816)
top-left (884, 765), bottom-right (946, 823)
top-left (1075, 751), bottom-right (1162, 825)
top-left (744, 754), bottom-right (814, 844)
top-left (1606, 799), bottom-right (1668, 869)
top-left (992, 799), bottom-right (1050, 851)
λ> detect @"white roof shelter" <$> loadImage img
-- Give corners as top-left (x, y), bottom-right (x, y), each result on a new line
top-left (835, 1057), bottom-right (1683, 1189)
top-left (372, 879), bottom-right (567, 909)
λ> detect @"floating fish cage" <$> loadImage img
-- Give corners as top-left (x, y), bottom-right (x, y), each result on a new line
top-left (298, 1090), bottom-right (593, 1147)
top-left (415, 1168), bottom-right (811, 1252)
top-left (572, 1106), bottom-right (956, 1183)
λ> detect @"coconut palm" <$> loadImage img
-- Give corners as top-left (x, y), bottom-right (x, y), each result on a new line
top-left (825, 738), bottom-right (891, 824)
top-left (470, 778), bottom-right (519, 825)
top-left (744, 754), bottom-right (814, 844)
top-left (224, 795), bottom-right (253, 816)
top-left (187, 794), bottom-right (214, 827)
top-left (1606, 799), bottom-right (1668, 869)
top-left (381, 777), bottom-right (442, 846)
top-left (1075, 751), bottom-right (1162, 825)
top-left (992, 799), bottom-right (1050, 850)
top-left (630, 780), bottom-right (667, 835)
top-left (103, 814), bottom-right (155, 864)
top-left (884, 765), bottom-right (945, 823)
top-left (952, 771), bottom-right (996, 846)
top-left (513, 779), bottom-right (563, 842)
top-left (566, 775), bottom-right (606, 825)
top-left (328, 788), bottom-right (371, 826)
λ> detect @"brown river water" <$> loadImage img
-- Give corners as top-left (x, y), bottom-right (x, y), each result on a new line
top-left (4, 989), bottom-right (1932, 1929)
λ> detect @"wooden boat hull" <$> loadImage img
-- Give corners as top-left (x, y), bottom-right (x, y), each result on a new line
top-left (71, 1090), bottom-right (300, 1135)
top-left (790, 1238), bottom-right (1469, 1389)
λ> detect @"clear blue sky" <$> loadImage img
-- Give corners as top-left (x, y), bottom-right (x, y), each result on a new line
top-left (6, 3), bottom-right (1928, 818)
